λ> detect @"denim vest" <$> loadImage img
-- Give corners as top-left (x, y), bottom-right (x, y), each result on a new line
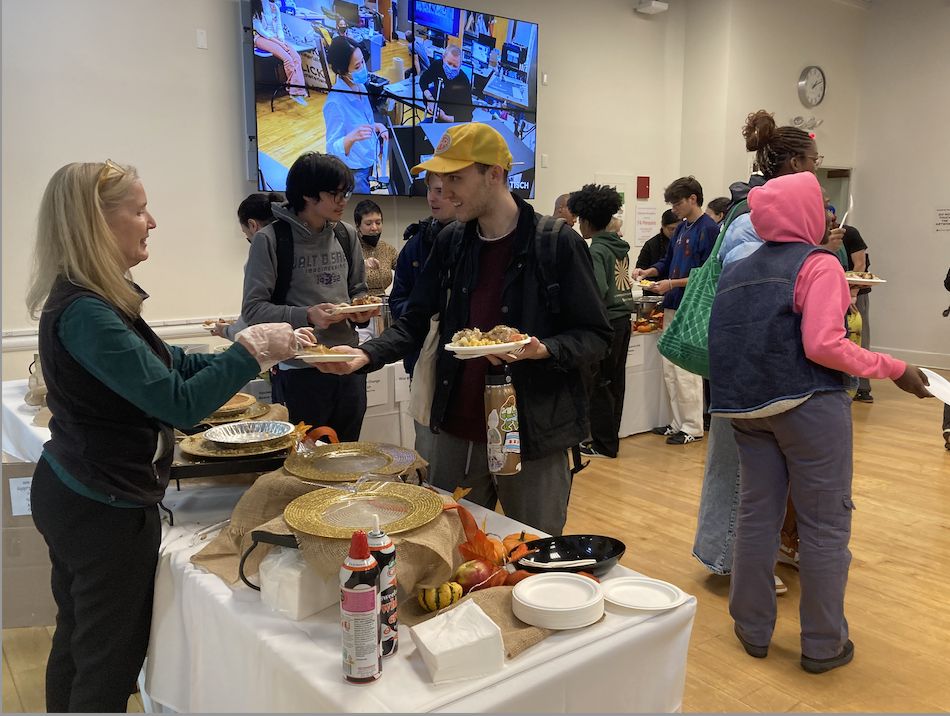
top-left (39, 276), bottom-right (174, 505)
top-left (708, 241), bottom-right (853, 416)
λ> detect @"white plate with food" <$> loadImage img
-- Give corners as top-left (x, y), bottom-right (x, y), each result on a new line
top-left (845, 272), bottom-right (886, 286)
top-left (201, 319), bottom-right (236, 331)
top-left (326, 298), bottom-right (383, 315)
top-left (920, 368), bottom-right (950, 406)
top-left (294, 346), bottom-right (358, 363)
top-left (445, 337), bottom-right (531, 357)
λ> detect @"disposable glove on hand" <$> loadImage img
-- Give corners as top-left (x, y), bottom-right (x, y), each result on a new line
top-left (235, 324), bottom-right (299, 371)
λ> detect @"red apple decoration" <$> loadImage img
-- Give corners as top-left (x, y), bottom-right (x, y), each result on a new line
top-left (453, 558), bottom-right (498, 594)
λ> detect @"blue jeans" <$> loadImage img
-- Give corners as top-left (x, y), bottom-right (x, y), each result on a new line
top-left (352, 166), bottom-right (372, 195)
top-left (692, 415), bottom-right (741, 574)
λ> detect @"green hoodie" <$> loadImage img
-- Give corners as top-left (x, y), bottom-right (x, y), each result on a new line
top-left (589, 231), bottom-right (634, 320)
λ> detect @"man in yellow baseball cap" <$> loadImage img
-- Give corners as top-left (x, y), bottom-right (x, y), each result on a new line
top-left (310, 120), bottom-right (613, 538)
top-left (410, 122), bottom-right (513, 177)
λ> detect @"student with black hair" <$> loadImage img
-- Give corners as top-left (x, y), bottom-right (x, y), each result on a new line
top-left (633, 176), bottom-right (717, 444)
top-left (554, 193), bottom-right (578, 228)
top-left (324, 36), bottom-right (389, 194)
top-left (241, 152), bottom-right (379, 439)
top-left (211, 192), bottom-right (285, 341)
top-left (706, 197), bottom-right (731, 226)
top-left (354, 198), bottom-right (398, 296)
top-left (569, 185), bottom-right (633, 459)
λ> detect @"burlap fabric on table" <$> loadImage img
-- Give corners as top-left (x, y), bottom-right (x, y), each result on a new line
top-left (191, 468), bottom-right (465, 595)
top-left (400, 585), bottom-right (559, 659)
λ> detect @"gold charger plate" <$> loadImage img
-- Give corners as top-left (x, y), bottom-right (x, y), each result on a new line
top-left (201, 401), bottom-right (269, 425)
top-left (179, 429), bottom-right (301, 459)
top-left (284, 481), bottom-right (443, 538)
top-left (284, 441), bottom-right (418, 482)
top-left (212, 392), bottom-right (257, 416)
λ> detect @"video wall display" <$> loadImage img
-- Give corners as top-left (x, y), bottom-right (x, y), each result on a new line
top-left (249, 0), bottom-right (538, 197)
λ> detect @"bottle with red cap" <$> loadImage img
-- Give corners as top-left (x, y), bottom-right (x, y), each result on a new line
top-left (340, 530), bottom-right (381, 685)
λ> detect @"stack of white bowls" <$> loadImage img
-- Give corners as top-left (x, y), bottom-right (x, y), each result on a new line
top-left (511, 573), bottom-right (605, 629)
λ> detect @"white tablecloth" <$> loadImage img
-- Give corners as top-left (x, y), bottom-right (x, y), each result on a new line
top-left (144, 493), bottom-right (695, 713)
top-left (1, 379), bottom-right (47, 463)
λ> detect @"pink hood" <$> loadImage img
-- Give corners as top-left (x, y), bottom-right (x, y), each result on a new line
top-left (748, 171), bottom-right (825, 246)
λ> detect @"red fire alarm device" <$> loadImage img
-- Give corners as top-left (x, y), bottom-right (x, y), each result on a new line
top-left (636, 176), bottom-right (650, 199)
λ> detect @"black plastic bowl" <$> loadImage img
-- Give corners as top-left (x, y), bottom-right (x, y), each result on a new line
top-left (515, 535), bottom-right (627, 577)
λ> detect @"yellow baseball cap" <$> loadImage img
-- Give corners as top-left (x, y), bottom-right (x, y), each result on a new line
top-left (410, 123), bottom-right (514, 176)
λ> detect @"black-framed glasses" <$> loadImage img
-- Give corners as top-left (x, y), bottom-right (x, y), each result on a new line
top-left (322, 188), bottom-right (353, 205)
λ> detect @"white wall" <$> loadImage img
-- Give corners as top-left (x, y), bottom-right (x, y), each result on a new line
top-left (852, 0), bottom-right (950, 369)
top-left (1, 0), bottom-right (689, 380)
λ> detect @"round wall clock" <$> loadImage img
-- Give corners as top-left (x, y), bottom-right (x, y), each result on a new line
top-left (798, 66), bottom-right (826, 108)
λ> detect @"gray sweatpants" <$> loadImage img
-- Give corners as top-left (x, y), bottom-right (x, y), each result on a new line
top-left (729, 391), bottom-right (854, 660)
top-left (426, 430), bottom-right (572, 536)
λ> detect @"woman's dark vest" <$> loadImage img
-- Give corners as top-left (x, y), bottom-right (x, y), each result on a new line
top-left (39, 277), bottom-right (174, 505)
top-left (708, 241), bottom-right (853, 415)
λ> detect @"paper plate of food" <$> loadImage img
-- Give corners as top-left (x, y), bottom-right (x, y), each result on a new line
top-left (202, 318), bottom-right (236, 331)
top-left (444, 325), bottom-right (530, 358)
top-left (295, 344), bottom-right (359, 363)
top-left (845, 271), bottom-right (886, 286)
top-left (326, 296), bottom-right (383, 315)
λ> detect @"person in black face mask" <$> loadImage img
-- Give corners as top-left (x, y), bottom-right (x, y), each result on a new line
top-left (354, 199), bottom-right (397, 296)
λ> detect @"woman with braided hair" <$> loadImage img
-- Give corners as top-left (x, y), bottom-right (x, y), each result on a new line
top-left (692, 110), bottom-right (837, 594)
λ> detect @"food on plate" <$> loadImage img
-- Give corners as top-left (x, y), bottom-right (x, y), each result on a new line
top-left (203, 318), bottom-right (236, 326)
top-left (845, 271), bottom-right (879, 281)
top-left (417, 581), bottom-right (463, 612)
top-left (638, 279), bottom-right (654, 286)
top-left (218, 393), bottom-right (254, 411)
top-left (298, 344), bottom-right (346, 356)
top-left (450, 325), bottom-right (527, 347)
top-left (351, 295), bottom-right (383, 306)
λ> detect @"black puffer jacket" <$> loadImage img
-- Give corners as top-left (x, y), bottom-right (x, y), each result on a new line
top-left (361, 193), bottom-right (613, 461)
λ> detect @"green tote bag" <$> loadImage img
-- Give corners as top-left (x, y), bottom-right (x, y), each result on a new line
top-left (657, 201), bottom-right (748, 378)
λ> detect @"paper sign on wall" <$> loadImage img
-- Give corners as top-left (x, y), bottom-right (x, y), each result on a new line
top-left (9, 477), bottom-right (32, 516)
top-left (366, 369), bottom-right (392, 407)
top-left (936, 208), bottom-right (950, 233)
top-left (393, 361), bottom-right (411, 403)
top-left (634, 206), bottom-right (658, 247)
top-left (625, 335), bottom-right (645, 368)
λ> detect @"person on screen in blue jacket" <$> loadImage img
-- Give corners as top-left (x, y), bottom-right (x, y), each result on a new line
top-left (324, 36), bottom-right (389, 194)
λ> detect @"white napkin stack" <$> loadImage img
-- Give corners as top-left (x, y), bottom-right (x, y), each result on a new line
top-left (259, 547), bottom-right (338, 621)
top-left (409, 601), bottom-right (505, 684)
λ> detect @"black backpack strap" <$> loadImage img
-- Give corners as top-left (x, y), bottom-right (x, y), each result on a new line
top-left (270, 219), bottom-right (294, 305)
top-left (333, 221), bottom-right (355, 274)
top-left (534, 215), bottom-right (565, 314)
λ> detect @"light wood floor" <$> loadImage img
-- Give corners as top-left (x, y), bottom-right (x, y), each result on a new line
top-left (3, 374), bottom-right (948, 712)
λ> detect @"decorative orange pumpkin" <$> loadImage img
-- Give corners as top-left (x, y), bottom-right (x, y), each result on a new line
top-left (503, 530), bottom-right (540, 557)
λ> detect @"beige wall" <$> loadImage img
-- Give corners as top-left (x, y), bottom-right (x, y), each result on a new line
top-left (2, 0), bottom-right (947, 381)
top-left (852, 0), bottom-right (950, 368)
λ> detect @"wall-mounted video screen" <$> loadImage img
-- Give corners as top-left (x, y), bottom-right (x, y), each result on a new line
top-left (247, 0), bottom-right (538, 198)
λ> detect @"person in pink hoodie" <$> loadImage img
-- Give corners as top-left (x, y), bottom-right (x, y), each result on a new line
top-left (707, 171), bottom-right (932, 674)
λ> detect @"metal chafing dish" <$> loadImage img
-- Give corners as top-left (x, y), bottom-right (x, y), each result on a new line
top-left (631, 294), bottom-right (664, 321)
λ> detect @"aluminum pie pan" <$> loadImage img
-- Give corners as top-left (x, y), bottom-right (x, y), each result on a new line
top-left (203, 420), bottom-right (295, 447)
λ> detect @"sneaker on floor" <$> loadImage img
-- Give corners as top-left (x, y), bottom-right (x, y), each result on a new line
top-left (666, 431), bottom-right (702, 444)
top-left (734, 623), bottom-right (768, 658)
top-left (802, 640), bottom-right (855, 674)
top-left (292, 95), bottom-right (308, 106)
top-left (652, 425), bottom-right (676, 436)
top-left (853, 389), bottom-right (873, 403)
top-left (778, 533), bottom-right (800, 570)
top-left (579, 443), bottom-right (613, 459)
top-left (774, 573), bottom-right (788, 595)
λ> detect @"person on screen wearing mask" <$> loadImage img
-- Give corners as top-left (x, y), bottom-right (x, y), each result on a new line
top-left (324, 36), bottom-right (389, 195)
top-left (554, 193), bottom-right (578, 228)
top-left (354, 199), bottom-right (397, 296)
top-left (420, 44), bottom-right (474, 123)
